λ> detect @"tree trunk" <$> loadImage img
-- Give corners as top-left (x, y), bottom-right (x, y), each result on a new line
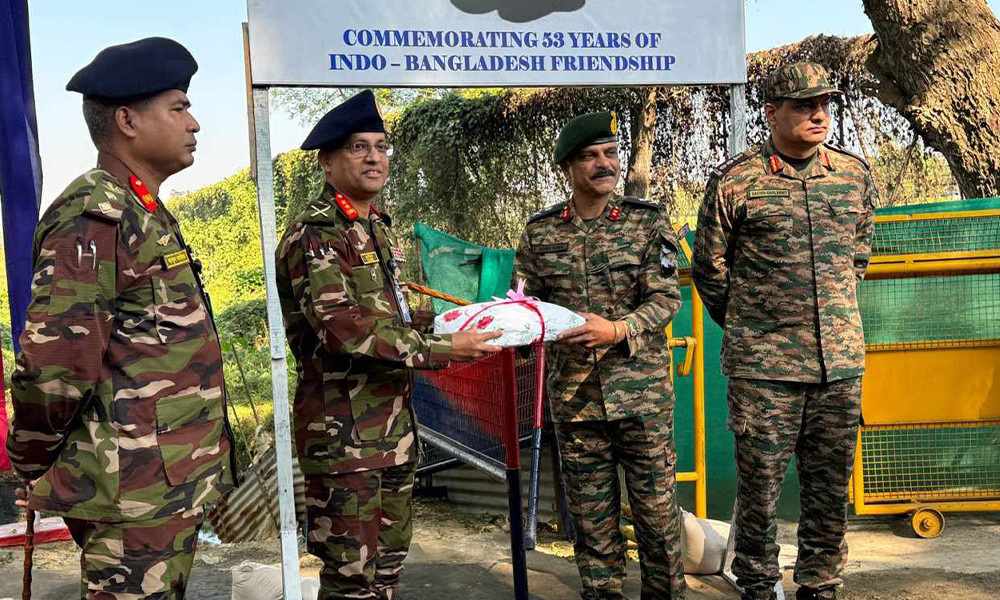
top-left (863, 0), bottom-right (1000, 198)
top-left (624, 86), bottom-right (659, 199)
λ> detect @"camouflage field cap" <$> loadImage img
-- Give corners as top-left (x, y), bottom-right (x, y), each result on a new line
top-left (764, 62), bottom-right (843, 103)
top-left (554, 111), bottom-right (619, 164)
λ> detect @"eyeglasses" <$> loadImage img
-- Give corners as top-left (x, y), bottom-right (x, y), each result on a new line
top-left (342, 141), bottom-right (393, 158)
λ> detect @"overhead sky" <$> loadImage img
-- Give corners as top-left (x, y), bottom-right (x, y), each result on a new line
top-left (22, 0), bottom-right (1000, 207)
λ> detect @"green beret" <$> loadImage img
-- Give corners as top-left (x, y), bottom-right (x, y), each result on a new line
top-left (554, 111), bottom-right (619, 164)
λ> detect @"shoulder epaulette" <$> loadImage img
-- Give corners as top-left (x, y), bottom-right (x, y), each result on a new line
top-left (371, 205), bottom-right (392, 227)
top-left (52, 169), bottom-right (125, 223)
top-left (621, 197), bottom-right (662, 211)
top-left (824, 143), bottom-right (870, 170)
top-left (527, 202), bottom-right (566, 224)
top-left (709, 149), bottom-right (756, 180)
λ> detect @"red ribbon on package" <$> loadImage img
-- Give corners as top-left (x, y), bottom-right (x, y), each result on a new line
top-left (457, 279), bottom-right (547, 343)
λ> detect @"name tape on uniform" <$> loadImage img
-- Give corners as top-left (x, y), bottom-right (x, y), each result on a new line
top-left (747, 188), bottom-right (791, 199)
top-left (536, 243), bottom-right (570, 254)
top-left (162, 250), bottom-right (190, 270)
top-left (361, 252), bottom-right (380, 265)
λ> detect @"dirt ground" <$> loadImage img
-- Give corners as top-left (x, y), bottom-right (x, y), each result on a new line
top-left (0, 500), bottom-right (998, 599)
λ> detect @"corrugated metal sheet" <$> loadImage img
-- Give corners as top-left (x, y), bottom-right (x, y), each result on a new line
top-left (427, 445), bottom-right (559, 523)
top-left (206, 446), bottom-right (306, 543)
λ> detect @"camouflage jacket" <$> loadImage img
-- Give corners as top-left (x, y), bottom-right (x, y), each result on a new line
top-left (513, 196), bottom-right (682, 423)
top-left (276, 184), bottom-right (453, 476)
top-left (7, 156), bottom-right (236, 522)
top-left (692, 138), bottom-right (876, 383)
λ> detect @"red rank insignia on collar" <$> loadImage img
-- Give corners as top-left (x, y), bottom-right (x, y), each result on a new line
top-left (821, 151), bottom-right (834, 170)
top-left (129, 176), bottom-right (157, 212)
top-left (608, 205), bottom-right (622, 221)
top-left (334, 192), bottom-right (359, 220)
top-left (768, 154), bottom-right (783, 175)
top-left (561, 205), bottom-right (572, 222)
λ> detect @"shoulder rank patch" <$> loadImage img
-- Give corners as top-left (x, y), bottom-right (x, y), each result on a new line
top-left (361, 252), bottom-right (380, 265)
top-left (748, 188), bottom-right (791, 199)
top-left (824, 143), bottom-right (871, 170)
top-left (621, 197), bottom-right (661, 211)
top-left (162, 250), bottom-right (190, 270)
top-left (535, 242), bottom-right (569, 254)
top-left (527, 203), bottom-right (565, 224)
top-left (710, 149), bottom-right (756, 180)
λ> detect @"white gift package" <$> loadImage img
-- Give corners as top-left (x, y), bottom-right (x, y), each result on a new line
top-left (433, 280), bottom-right (585, 347)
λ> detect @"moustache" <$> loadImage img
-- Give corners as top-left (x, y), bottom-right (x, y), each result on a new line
top-left (591, 168), bottom-right (616, 180)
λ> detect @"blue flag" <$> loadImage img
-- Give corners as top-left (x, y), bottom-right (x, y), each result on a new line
top-left (0, 0), bottom-right (42, 353)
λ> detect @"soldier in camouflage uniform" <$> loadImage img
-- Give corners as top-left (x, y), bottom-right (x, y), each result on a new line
top-left (6, 38), bottom-right (236, 599)
top-left (692, 63), bottom-right (876, 600)
top-left (275, 90), bottom-right (501, 600)
top-left (513, 111), bottom-right (687, 600)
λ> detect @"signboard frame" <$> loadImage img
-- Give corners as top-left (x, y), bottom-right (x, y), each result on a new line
top-left (243, 2), bottom-right (749, 599)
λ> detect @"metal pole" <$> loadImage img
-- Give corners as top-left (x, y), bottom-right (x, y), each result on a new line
top-left (525, 342), bottom-right (546, 550)
top-left (691, 288), bottom-right (708, 519)
top-left (251, 87), bottom-right (303, 600)
top-left (501, 349), bottom-right (530, 600)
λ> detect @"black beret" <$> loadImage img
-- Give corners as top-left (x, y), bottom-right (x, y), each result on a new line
top-left (67, 37), bottom-right (197, 100)
top-left (301, 90), bottom-right (386, 151)
top-left (554, 111), bottom-right (619, 164)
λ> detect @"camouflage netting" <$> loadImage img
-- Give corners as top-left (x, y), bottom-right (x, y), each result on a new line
top-left (381, 35), bottom-right (956, 280)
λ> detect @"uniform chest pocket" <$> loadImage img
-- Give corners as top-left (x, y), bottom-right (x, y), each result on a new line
top-left (608, 251), bottom-right (641, 299)
top-left (537, 256), bottom-right (572, 299)
top-left (155, 394), bottom-right (224, 486)
top-left (352, 264), bottom-right (384, 295)
top-left (828, 195), bottom-right (866, 220)
top-left (151, 267), bottom-right (211, 343)
top-left (745, 198), bottom-right (793, 231)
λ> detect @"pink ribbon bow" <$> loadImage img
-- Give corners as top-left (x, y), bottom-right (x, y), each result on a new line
top-left (458, 278), bottom-right (547, 343)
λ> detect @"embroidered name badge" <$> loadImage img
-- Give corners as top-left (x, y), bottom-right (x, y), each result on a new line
top-left (747, 188), bottom-right (791, 200)
top-left (162, 250), bottom-right (190, 270)
top-left (536, 243), bottom-right (570, 254)
top-left (361, 252), bottom-right (380, 265)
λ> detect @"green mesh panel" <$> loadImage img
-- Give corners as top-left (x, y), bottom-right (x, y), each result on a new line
top-left (864, 198), bottom-right (1000, 346)
top-left (859, 275), bottom-right (1000, 347)
top-left (861, 422), bottom-right (1000, 501)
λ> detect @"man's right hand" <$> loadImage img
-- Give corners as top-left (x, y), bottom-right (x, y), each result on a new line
top-left (449, 330), bottom-right (504, 362)
top-left (14, 477), bottom-right (37, 508)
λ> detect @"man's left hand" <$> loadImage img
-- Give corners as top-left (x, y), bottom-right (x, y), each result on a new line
top-left (557, 312), bottom-right (622, 349)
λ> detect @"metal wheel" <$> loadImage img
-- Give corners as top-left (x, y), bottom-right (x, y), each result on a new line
top-left (910, 508), bottom-right (945, 538)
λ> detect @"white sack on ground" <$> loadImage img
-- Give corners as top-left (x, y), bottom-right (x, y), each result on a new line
top-left (230, 561), bottom-right (319, 600)
top-left (680, 509), bottom-right (728, 575)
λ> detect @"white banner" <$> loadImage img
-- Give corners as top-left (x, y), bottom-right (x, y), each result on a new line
top-left (247, 0), bottom-right (746, 87)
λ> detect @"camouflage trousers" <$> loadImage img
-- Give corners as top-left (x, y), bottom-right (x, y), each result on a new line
top-left (555, 411), bottom-right (687, 600)
top-left (727, 377), bottom-right (863, 600)
top-left (64, 507), bottom-right (204, 600)
top-left (305, 462), bottom-right (416, 600)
